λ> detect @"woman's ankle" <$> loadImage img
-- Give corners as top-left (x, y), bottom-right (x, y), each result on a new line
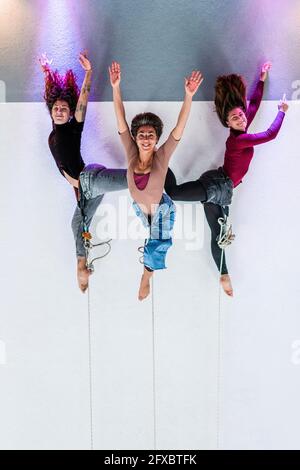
top-left (77, 256), bottom-right (87, 270)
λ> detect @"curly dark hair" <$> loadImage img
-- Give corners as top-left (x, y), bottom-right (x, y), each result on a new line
top-left (131, 112), bottom-right (163, 140)
top-left (43, 68), bottom-right (79, 115)
top-left (214, 74), bottom-right (247, 127)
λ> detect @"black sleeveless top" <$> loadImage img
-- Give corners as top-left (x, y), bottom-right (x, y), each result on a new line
top-left (48, 116), bottom-right (85, 180)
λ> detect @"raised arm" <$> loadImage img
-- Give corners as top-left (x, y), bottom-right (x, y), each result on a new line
top-left (39, 52), bottom-right (53, 80)
top-left (235, 97), bottom-right (288, 149)
top-left (74, 51), bottom-right (92, 123)
top-left (247, 62), bottom-right (271, 127)
top-left (109, 61), bottom-right (128, 133)
top-left (171, 70), bottom-right (203, 141)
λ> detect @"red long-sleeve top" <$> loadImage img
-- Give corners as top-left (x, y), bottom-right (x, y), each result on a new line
top-left (223, 80), bottom-right (285, 187)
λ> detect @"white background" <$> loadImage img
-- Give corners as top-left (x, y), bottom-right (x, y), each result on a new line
top-left (0, 101), bottom-right (299, 449)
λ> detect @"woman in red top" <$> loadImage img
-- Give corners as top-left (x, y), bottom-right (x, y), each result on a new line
top-left (165, 63), bottom-right (288, 296)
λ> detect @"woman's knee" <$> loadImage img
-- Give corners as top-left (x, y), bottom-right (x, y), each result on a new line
top-left (84, 163), bottom-right (106, 174)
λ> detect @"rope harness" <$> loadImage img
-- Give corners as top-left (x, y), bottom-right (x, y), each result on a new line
top-left (217, 213), bottom-right (235, 250)
top-left (79, 187), bottom-right (112, 272)
top-left (82, 229), bottom-right (112, 272)
top-left (138, 241), bottom-right (147, 265)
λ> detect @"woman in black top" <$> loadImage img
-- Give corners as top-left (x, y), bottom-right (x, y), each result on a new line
top-left (39, 52), bottom-right (94, 290)
top-left (39, 51), bottom-right (92, 192)
top-left (39, 53), bottom-right (128, 293)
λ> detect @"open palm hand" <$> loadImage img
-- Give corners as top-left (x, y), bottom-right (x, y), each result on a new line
top-left (79, 50), bottom-right (92, 71)
top-left (185, 70), bottom-right (203, 96)
top-left (109, 61), bottom-right (121, 87)
top-left (38, 52), bottom-right (53, 73)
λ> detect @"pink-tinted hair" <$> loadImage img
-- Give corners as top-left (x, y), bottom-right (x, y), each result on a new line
top-left (43, 68), bottom-right (79, 115)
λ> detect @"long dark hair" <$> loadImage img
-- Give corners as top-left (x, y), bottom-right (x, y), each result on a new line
top-left (43, 68), bottom-right (79, 115)
top-left (214, 74), bottom-right (247, 127)
top-left (131, 112), bottom-right (163, 140)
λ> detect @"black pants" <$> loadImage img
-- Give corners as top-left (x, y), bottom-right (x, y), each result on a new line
top-left (164, 168), bottom-right (229, 275)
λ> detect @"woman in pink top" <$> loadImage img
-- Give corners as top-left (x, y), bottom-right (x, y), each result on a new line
top-left (165, 63), bottom-right (288, 296)
top-left (109, 61), bottom-right (203, 300)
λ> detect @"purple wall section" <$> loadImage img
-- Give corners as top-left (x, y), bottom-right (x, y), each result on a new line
top-left (1, 0), bottom-right (300, 102)
top-left (0, 0), bottom-right (300, 102)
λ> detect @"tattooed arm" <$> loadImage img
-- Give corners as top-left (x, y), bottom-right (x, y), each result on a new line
top-left (75, 51), bottom-right (92, 123)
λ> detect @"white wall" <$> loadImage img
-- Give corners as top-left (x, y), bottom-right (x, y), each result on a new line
top-left (0, 101), bottom-right (299, 450)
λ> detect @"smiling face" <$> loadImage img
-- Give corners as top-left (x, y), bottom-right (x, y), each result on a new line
top-left (227, 107), bottom-right (247, 131)
top-left (51, 100), bottom-right (71, 125)
top-left (135, 125), bottom-right (158, 153)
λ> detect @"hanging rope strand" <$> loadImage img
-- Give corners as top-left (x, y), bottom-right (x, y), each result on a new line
top-left (216, 207), bottom-right (229, 450)
top-left (215, 208), bottom-right (235, 449)
top-left (88, 240), bottom-right (112, 271)
top-left (83, 236), bottom-right (112, 272)
top-left (216, 244), bottom-right (224, 450)
top-left (87, 285), bottom-right (94, 450)
top-left (151, 275), bottom-right (157, 450)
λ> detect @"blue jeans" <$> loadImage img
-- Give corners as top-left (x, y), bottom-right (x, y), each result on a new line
top-left (71, 164), bottom-right (127, 257)
top-left (133, 193), bottom-right (176, 271)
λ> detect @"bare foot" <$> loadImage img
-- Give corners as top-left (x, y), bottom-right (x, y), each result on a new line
top-left (138, 274), bottom-right (151, 301)
top-left (77, 266), bottom-right (92, 293)
top-left (220, 274), bottom-right (233, 297)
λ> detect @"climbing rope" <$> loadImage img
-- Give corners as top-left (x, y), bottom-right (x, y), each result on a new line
top-left (137, 239), bottom-right (147, 265)
top-left (87, 285), bottom-right (94, 450)
top-left (138, 228), bottom-right (156, 448)
top-left (81, 228), bottom-right (111, 450)
top-left (216, 208), bottom-right (235, 449)
top-left (217, 216), bottom-right (235, 249)
top-left (151, 275), bottom-right (157, 450)
top-left (82, 231), bottom-right (112, 272)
